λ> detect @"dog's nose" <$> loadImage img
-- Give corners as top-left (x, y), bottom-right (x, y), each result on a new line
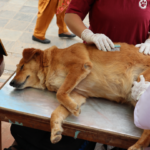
top-left (10, 80), bottom-right (16, 87)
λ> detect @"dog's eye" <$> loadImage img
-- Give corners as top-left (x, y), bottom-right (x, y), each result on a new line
top-left (20, 65), bottom-right (24, 70)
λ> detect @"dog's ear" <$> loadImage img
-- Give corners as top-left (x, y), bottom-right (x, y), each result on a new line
top-left (23, 48), bottom-right (43, 63)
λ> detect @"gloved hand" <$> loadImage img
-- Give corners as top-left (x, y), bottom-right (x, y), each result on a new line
top-left (131, 75), bottom-right (150, 101)
top-left (81, 29), bottom-right (114, 51)
top-left (135, 39), bottom-right (150, 55)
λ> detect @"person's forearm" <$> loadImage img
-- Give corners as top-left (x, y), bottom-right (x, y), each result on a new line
top-left (65, 13), bottom-right (114, 51)
top-left (64, 13), bottom-right (87, 38)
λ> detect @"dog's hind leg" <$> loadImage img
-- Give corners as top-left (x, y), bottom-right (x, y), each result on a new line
top-left (137, 68), bottom-right (150, 82)
top-left (50, 91), bottom-right (86, 144)
top-left (128, 130), bottom-right (150, 150)
top-left (56, 62), bottom-right (92, 116)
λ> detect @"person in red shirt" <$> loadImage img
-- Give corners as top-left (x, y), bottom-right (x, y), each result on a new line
top-left (65, 0), bottom-right (150, 53)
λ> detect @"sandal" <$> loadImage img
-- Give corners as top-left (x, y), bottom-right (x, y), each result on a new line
top-left (4, 145), bottom-right (20, 150)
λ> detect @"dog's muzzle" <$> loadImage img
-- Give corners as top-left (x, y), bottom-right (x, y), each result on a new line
top-left (10, 75), bottom-right (30, 88)
top-left (10, 79), bottom-right (19, 87)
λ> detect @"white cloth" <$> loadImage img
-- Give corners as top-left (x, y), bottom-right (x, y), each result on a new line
top-left (131, 75), bottom-right (150, 129)
top-left (134, 85), bottom-right (150, 129)
top-left (81, 29), bottom-right (114, 51)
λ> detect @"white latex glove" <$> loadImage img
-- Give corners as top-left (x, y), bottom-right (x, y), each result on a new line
top-left (81, 29), bottom-right (114, 51)
top-left (131, 75), bottom-right (150, 101)
top-left (135, 39), bottom-right (150, 55)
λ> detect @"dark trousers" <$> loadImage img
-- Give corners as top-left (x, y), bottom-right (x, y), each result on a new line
top-left (10, 124), bottom-right (96, 150)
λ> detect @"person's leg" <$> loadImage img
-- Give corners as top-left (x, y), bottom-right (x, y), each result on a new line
top-left (33, 0), bottom-right (58, 41)
top-left (10, 124), bottom-right (43, 150)
top-left (8, 124), bottom-right (96, 150)
top-left (4, 124), bottom-right (37, 150)
top-left (56, 8), bottom-right (68, 34)
top-left (56, 9), bottom-right (76, 38)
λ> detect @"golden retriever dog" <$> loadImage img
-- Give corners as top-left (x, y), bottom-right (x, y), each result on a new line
top-left (10, 43), bottom-right (150, 150)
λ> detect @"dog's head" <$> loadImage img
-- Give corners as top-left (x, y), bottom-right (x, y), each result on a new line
top-left (10, 48), bottom-right (44, 89)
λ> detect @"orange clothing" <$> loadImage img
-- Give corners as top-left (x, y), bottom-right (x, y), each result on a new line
top-left (33, 0), bottom-right (69, 40)
top-left (56, 0), bottom-right (71, 14)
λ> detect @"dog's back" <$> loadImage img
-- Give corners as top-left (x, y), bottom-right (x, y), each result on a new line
top-left (72, 43), bottom-right (150, 103)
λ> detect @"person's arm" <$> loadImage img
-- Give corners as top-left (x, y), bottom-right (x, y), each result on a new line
top-left (65, 13), bottom-right (114, 51)
top-left (64, 13), bottom-right (87, 38)
top-left (136, 34), bottom-right (150, 55)
top-left (131, 75), bottom-right (150, 129)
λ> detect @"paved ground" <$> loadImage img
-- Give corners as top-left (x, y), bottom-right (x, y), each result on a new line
top-left (0, 0), bottom-right (89, 83)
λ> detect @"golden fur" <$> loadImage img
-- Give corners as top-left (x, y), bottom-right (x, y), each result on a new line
top-left (10, 43), bottom-right (150, 150)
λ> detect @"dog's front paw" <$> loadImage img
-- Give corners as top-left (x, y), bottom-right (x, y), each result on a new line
top-left (67, 103), bottom-right (81, 117)
top-left (51, 134), bottom-right (62, 144)
top-left (128, 145), bottom-right (143, 150)
top-left (51, 127), bottom-right (63, 144)
top-left (72, 107), bottom-right (81, 116)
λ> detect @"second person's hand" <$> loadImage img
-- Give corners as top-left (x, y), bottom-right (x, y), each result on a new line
top-left (81, 29), bottom-right (114, 51)
top-left (136, 39), bottom-right (150, 55)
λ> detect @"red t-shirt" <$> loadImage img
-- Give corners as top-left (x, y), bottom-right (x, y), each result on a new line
top-left (66, 0), bottom-right (150, 45)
